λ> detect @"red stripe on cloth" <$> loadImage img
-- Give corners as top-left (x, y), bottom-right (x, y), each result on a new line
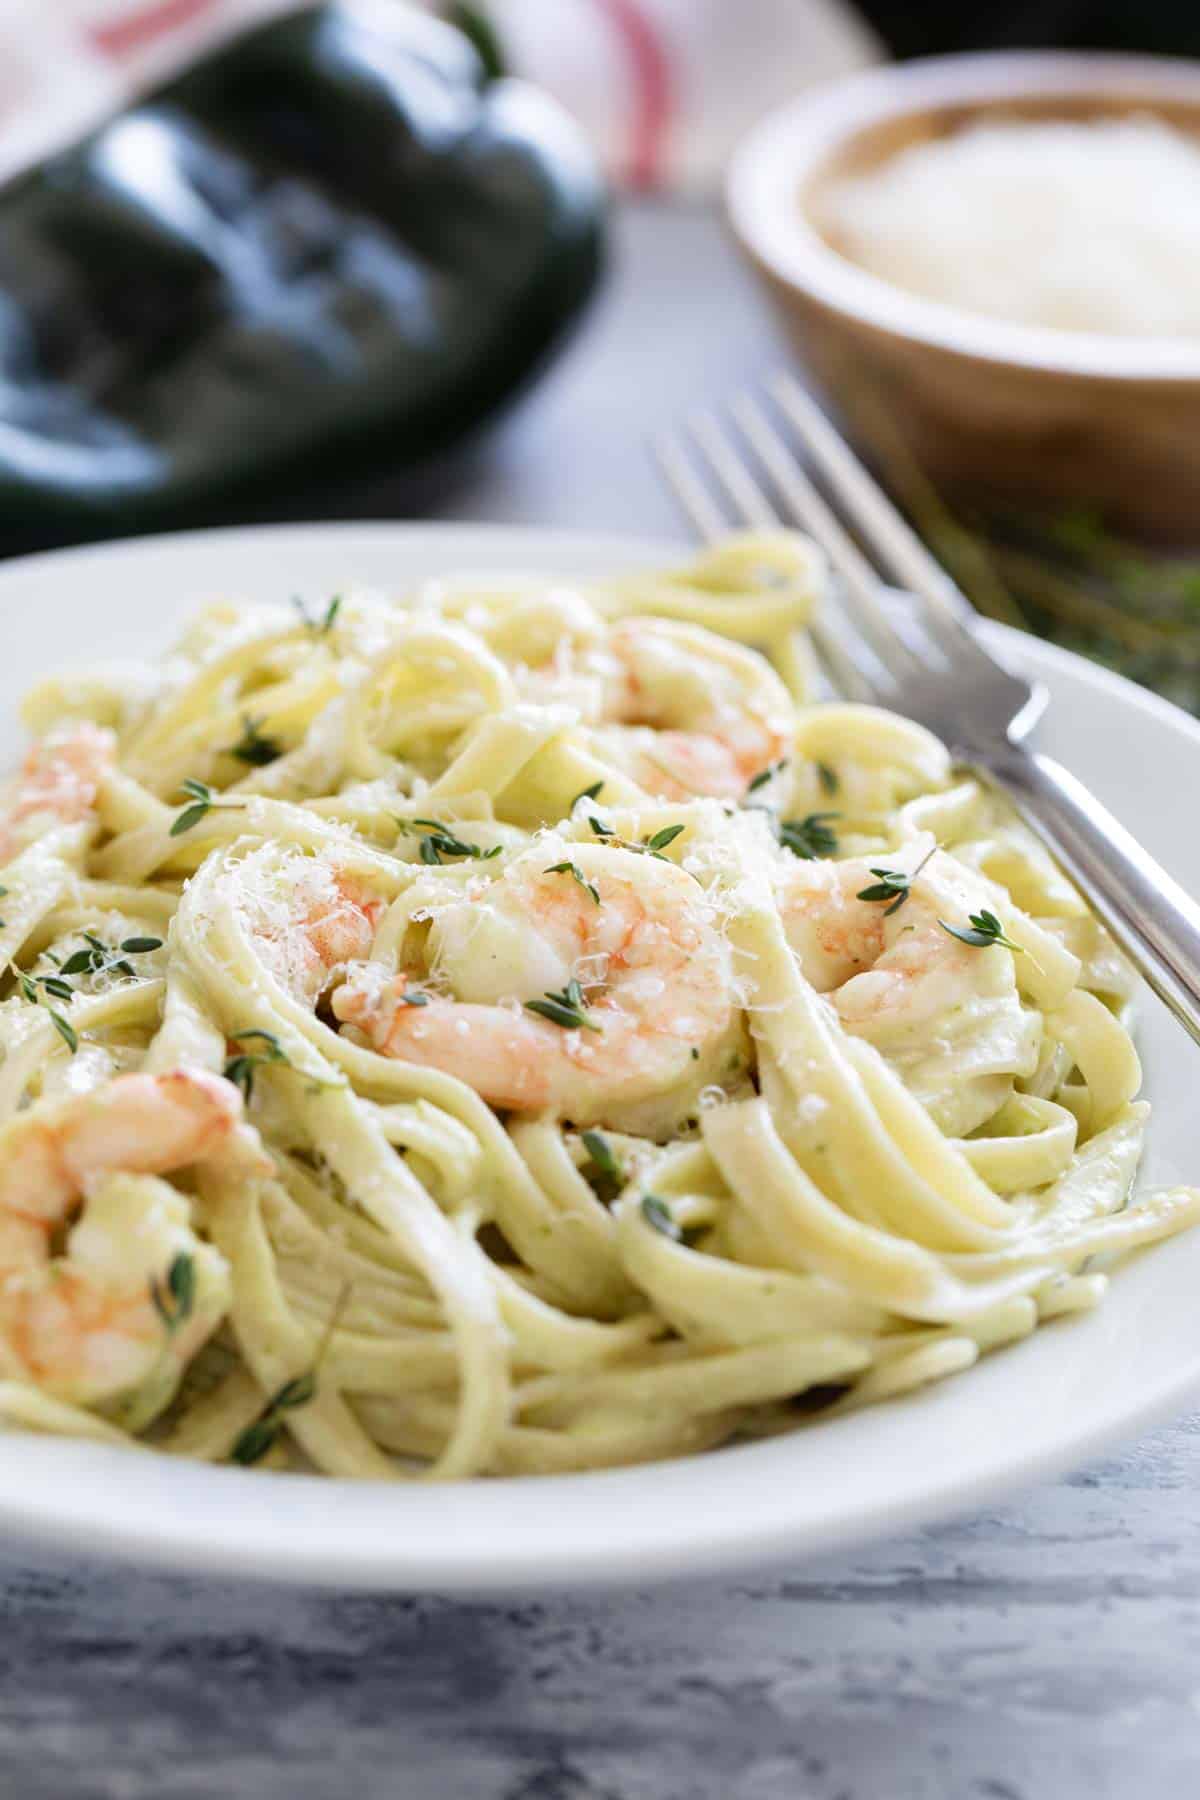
top-left (88, 0), bottom-right (220, 59)
top-left (589, 0), bottom-right (673, 190)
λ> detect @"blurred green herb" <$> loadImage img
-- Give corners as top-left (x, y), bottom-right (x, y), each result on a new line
top-left (230, 1283), bottom-right (351, 1466)
top-left (779, 812), bottom-right (839, 860)
top-left (151, 1251), bottom-right (196, 1337)
top-left (229, 716), bottom-right (282, 766)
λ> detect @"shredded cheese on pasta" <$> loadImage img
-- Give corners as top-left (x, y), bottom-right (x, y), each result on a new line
top-left (0, 531), bottom-right (1194, 1480)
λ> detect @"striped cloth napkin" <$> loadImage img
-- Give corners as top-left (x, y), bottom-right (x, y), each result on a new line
top-left (0, 0), bottom-right (879, 191)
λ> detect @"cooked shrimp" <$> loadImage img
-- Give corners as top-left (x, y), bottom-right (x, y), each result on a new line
top-left (0, 723), bottom-right (115, 863)
top-left (521, 617), bottom-right (793, 800)
top-left (775, 836), bottom-right (1019, 1042)
top-left (238, 854), bottom-right (382, 1007)
top-left (0, 1069), bottom-right (252, 1425)
top-left (333, 840), bottom-right (746, 1136)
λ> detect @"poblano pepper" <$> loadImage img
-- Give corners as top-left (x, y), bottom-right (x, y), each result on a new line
top-left (0, 3), bottom-right (605, 551)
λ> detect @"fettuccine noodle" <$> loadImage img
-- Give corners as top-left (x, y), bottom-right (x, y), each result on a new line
top-left (0, 531), bottom-right (1194, 1479)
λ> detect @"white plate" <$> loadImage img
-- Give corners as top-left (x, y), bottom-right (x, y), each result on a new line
top-left (1, 521), bottom-right (1197, 1592)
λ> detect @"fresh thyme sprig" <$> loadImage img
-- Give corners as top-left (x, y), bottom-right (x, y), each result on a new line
top-left (19, 968), bottom-right (71, 1003)
top-left (525, 977), bottom-right (600, 1032)
top-left (230, 1283), bottom-right (351, 1467)
top-left (16, 970), bottom-right (78, 1052)
top-left (223, 1028), bottom-right (290, 1103)
top-left (230, 1374), bottom-right (318, 1467)
top-left (544, 861), bottom-right (600, 905)
top-left (16, 932), bottom-right (161, 1053)
top-left (778, 812), bottom-right (840, 861)
top-left (224, 1029), bottom-right (343, 1104)
top-left (169, 778), bottom-right (217, 837)
top-left (58, 932), bottom-right (163, 983)
top-left (856, 844), bottom-right (938, 916)
top-left (570, 781), bottom-right (605, 810)
top-left (150, 1251), bottom-right (196, 1337)
top-left (939, 910), bottom-right (1026, 954)
top-left (292, 593), bottom-right (342, 636)
top-left (398, 817), bottom-right (503, 866)
top-left (228, 715), bottom-right (282, 767)
top-left (584, 814), bottom-right (685, 861)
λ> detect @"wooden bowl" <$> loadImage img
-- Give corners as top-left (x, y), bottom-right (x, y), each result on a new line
top-left (726, 52), bottom-right (1200, 539)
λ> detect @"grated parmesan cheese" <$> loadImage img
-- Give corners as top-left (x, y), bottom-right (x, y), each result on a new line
top-left (825, 116), bottom-right (1200, 338)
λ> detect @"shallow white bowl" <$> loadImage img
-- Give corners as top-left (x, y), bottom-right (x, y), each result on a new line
top-left (2, 521), bottom-right (1199, 1592)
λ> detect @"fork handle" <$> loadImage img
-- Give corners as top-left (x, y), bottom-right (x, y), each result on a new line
top-left (977, 742), bottom-right (1200, 1045)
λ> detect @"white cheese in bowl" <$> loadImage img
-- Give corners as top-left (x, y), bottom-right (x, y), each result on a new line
top-left (824, 116), bottom-right (1200, 338)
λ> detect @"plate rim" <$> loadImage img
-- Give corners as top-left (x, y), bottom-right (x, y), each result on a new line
top-left (0, 516), bottom-right (1197, 1593)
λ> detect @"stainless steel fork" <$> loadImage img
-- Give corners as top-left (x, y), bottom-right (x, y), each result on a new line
top-left (656, 371), bottom-right (1200, 1047)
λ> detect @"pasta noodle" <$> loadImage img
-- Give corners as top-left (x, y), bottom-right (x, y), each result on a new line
top-left (0, 531), bottom-right (1195, 1480)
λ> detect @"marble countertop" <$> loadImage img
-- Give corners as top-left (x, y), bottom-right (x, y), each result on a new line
top-left (4, 203), bottom-right (1198, 1800)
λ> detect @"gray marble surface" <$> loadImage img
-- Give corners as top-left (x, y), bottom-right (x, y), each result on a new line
top-left (6, 203), bottom-right (1200, 1800)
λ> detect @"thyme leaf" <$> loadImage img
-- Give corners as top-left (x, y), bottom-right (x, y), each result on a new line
top-left (779, 812), bottom-right (840, 861)
top-left (230, 1284), bottom-right (350, 1466)
top-left (544, 861), bottom-right (600, 906)
top-left (223, 1028), bottom-right (339, 1103)
top-left (525, 977), bottom-right (600, 1033)
top-left (37, 975), bottom-right (74, 1001)
top-left (223, 1028), bottom-right (289, 1103)
top-left (16, 969), bottom-right (78, 1052)
top-left (571, 781), bottom-right (605, 811)
top-left (228, 715), bottom-right (282, 767)
top-left (641, 1194), bottom-right (682, 1241)
top-left (58, 933), bottom-right (161, 984)
top-left (293, 594), bottom-right (342, 636)
top-left (583, 815), bottom-right (685, 863)
top-left (48, 1012), bottom-right (78, 1054)
top-left (939, 910), bottom-right (1025, 954)
top-left (581, 1128), bottom-right (624, 1192)
top-left (746, 759), bottom-right (786, 795)
top-left (150, 1251), bottom-right (196, 1336)
top-left (399, 817), bottom-right (502, 865)
top-left (169, 778), bottom-right (216, 837)
top-left (856, 844), bottom-right (938, 916)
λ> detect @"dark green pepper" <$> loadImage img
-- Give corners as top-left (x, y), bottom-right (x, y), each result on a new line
top-left (0, 3), bottom-right (605, 552)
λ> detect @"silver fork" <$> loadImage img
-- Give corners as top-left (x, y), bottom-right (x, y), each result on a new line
top-left (656, 371), bottom-right (1200, 1047)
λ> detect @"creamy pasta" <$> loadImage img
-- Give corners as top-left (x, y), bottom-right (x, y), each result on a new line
top-left (0, 532), bottom-right (1194, 1480)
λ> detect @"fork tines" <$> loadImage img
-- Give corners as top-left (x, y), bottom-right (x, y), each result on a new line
top-left (653, 373), bottom-right (996, 708)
